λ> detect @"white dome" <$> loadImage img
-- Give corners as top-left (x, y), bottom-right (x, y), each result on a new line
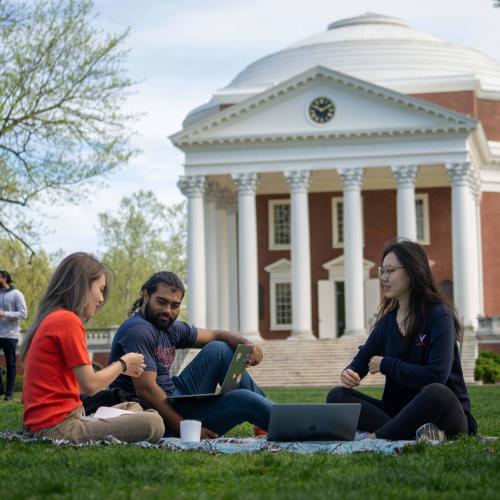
top-left (185, 13), bottom-right (500, 126)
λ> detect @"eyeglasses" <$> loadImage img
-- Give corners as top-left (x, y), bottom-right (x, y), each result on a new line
top-left (378, 266), bottom-right (405, 278)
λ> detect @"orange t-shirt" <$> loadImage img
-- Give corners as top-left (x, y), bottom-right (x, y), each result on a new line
top-left (22, 309), bottom-right (91, 431)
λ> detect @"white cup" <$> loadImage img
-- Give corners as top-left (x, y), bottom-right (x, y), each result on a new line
top-left (180, 419), bottom-right (202, 443)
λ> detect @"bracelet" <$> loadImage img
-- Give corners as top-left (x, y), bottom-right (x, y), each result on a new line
top-left (117, 358), bottom-right (127, 373)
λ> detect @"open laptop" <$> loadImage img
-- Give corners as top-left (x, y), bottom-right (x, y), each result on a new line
top-left (267, 403), bottom-right (361, 441)
top-left (168, 344), bottom-right (254, 401)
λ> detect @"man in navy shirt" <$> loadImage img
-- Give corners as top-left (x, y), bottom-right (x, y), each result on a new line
top-left (109, 271), bottom-right (272, 438)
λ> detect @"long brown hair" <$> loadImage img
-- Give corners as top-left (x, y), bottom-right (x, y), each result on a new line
top-left (21, 252), bottom-right (110, 360)
top-left (375, 239), bottom-right (461, 352)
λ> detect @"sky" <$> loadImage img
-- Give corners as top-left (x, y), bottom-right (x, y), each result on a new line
top-left (31, 0), bottom-right (500, 256)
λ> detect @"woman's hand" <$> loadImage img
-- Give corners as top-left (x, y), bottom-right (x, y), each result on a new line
top-left (368, 356), bottom-right (383, 374)
top-left (341, 368), bottom-right (360, 388)
top-left (121, 352), bottom-right (146, 378)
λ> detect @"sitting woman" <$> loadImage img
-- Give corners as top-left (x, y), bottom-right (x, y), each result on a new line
top-left (326, 239), bottom-right (477, 441)
top-left (21, 252), bottom-right (164, 444)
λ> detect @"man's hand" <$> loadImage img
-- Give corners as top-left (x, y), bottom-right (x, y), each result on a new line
top-left (201, 427), bottom-right (219, 439)
top-left (341, 368), bottom-right (361, 388)
top-left (368, 356), bottom-right (383, 374)
top-left (247, 344), bottom-right (263, 366)
top-left (0, 310), bottom-right (5, 317)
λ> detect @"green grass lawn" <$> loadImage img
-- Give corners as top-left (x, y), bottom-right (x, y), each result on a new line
top-left (0, 386), bottom-right (499, 499)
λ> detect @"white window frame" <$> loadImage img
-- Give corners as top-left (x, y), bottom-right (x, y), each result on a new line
top-left (415, 193), bottom-right (431, 245)
top-left (268, 199), bottom-right (291, 250)
top-left (264, 259), bottom-right (292, 331)
top-left (271, 281), bottom-right (293, 330)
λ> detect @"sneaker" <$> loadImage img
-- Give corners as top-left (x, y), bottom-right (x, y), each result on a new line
top-left (416, 423), bottom-right (445, 443)
top-left (254, 427), bottom-right (268, 437)
top-left (4, 395), bottom-right (13, 401)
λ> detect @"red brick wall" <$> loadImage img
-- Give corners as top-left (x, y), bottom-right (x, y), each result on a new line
top-left (476, 99), bottom-right (500, 141)
top-left (481, 192), bottom-right (500, 316)
top-left (412, 91), bottom-right (477, 118)
top-left (479, 343), bottom-right (500, 355)
top-left (411, 91), bottom-right (500, 141)
top-left (257, 186), bottom-right (454, 338)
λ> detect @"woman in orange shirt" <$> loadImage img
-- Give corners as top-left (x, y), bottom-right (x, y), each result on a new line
top-left (21, 252), bottom-right (164, 444)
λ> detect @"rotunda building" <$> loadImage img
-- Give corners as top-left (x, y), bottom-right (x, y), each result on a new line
top-left (172, 13), bottom-right (500, 376)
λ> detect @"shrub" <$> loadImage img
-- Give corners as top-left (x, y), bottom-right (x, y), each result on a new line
top-left (475, 351), bottom-right (500, 384)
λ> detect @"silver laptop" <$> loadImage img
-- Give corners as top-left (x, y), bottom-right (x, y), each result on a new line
top-left (168, 344), bottom-right (253, 400)
top-left (268, 403), bottom-right (361, 441)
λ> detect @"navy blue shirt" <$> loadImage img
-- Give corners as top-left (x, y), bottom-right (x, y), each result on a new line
top-left (109, 312), bottom-right (197, 396)
top-left (348, 303), bottom-right (475, 430)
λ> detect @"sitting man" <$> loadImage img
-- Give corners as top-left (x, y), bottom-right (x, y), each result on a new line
top-left (109, 271), bottom-right (272, 438)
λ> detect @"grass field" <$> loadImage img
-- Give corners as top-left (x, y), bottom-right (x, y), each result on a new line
top-left (0, 386), bottom-right (499, 499)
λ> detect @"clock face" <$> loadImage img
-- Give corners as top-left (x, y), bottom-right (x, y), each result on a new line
top-left (308, 96), bottom-right (335, 124)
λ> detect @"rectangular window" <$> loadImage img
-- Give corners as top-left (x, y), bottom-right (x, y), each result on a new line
top-left (269, 200), bottom-right (291, 250)
top-left (275, 282), bottom-right (292, 326)
top-left (415, 193), bottom-right (430, 245)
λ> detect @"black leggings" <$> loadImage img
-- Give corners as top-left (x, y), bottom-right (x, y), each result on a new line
top-left (326, 383), bottom-right (469, 440)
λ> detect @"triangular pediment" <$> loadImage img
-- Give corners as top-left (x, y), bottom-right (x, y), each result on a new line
top-left (264, 258), bottom-right (291, 275)
top-left (170, 66), bottom-right (478, 147)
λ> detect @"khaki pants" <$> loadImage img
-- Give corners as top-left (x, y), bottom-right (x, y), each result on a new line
top-left (32, 402), bottom-right (164, 444)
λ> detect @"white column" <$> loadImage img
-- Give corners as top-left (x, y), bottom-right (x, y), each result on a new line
top-left (338, 168), bottom-right (366, 337)
top-left (204, 181), bottom-right (219, 329)
top-left (446, 162), bottom-right (478, 332)
top-left (226, 193), bottom-right (239, 331)
top-left (216, 188), bottom-right (231, 331)
top-left (232, 173), bottom-right (260, 339)
top-left (177, 175), bottom-right (206, 327)
top-left (284, 170), bottom-right (314, 339)
top-left (391, 165), bottom-right (418, 241)
top-left (471, 173), bottom-right (484, 316)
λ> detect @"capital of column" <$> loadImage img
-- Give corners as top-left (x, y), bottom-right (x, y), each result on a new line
top-left (232, 173), bottom-right (259, 195)
top-left (391, 165), bottom-right (418, 188)
top-left (446, 162), bottom-right (474, 187)
top-left (284, 170), bottom-right (311, 193)
top-left (205, 180), bottom-right (220, 203)
top-left (178, 175), bottom-right (206, 197)
top-left (338, 168), bottom-right (364, 191)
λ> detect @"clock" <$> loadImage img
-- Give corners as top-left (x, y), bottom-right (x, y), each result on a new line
top-left (308, 96), bottom-right (335, 124)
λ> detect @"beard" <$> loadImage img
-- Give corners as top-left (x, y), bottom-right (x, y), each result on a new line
top-left (144, 302), bottom-right (175, 331)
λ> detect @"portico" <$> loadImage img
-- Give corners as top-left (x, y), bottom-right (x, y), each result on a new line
top-left (173, 67), bottom-right (485, 341)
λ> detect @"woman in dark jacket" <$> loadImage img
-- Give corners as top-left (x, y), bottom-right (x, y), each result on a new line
top-left (327, 239), bottom-right (477, 440)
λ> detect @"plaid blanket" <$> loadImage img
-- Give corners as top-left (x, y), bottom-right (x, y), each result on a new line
top-left (0, 431), bottom-right (414, 455)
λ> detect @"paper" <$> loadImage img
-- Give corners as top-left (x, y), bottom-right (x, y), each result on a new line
top-left (81, 406), bottom-right (134, 421)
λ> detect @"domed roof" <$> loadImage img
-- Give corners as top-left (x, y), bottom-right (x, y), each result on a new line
top-left (184, 13), bottom-right (500, 126)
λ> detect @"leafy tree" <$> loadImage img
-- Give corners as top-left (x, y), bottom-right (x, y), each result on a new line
top-left (91, 191), bottom-right (187, 327)
top-left (0, 0), bottom-right (136, 254)
top-left (0, 239), bottom-right (55, 328)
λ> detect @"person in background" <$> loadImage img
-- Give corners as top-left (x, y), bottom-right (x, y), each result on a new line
top-left (21, 253), bottom-right (164, 444)
top-left (326, 239), bottom-right (477, 441)
top-left (0, 270), bottom-right (27, 401)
